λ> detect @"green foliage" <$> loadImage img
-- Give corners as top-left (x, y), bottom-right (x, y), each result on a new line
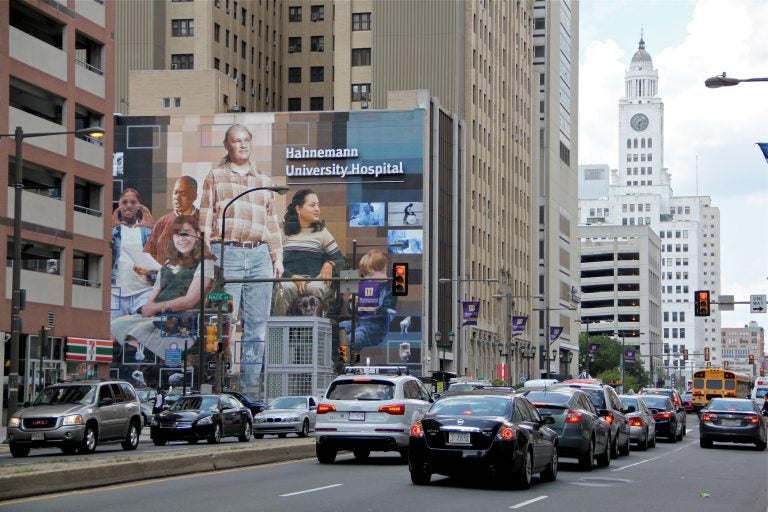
top-left (579, 332), bottom-right (648, 390)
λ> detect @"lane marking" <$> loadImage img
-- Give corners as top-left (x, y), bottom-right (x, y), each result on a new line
top-left (280, 483), bottom-right (343, 497)
top-left (611, 441), bottom-right (695, 472)
top-left (510, 496), bottom-right (548, 509)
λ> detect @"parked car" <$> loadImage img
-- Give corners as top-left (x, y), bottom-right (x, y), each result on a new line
top-left (315, 367), bottom-right (433, 463)
top-left (551, 381), bottom-right (631, 458)
top-left (7, 380), bottom-right (143, 457)
top-left (253, 395), bottom-right (317, 438)
top-left (522, 388), bottom-right (611, 470)
top-left (699, 398), bottom-right (767, 450)
top-left (150, 394), bottom-right (252, 445)
top-left (680, 392), bottom-right (694, 413)
top-left (408, 391), bottom-right (558, 489)
top-left (639, 387), bottom-right (686, 434)
top-left (223, 389), bottom-right (266, 416)
top-left (638, 394), bottom-right (682, 442)
top-left (619, 394), bottom-right (656, 450)
top-left (135, 387), bottom-right (158, 426)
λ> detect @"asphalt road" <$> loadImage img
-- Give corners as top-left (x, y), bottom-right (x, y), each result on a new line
top-left (2, 415), bottom-right (766, 512)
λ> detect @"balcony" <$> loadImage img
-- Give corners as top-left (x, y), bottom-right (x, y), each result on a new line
top-left (75, 60), bottom-right (105, 97)
top-left (74, 136), bottom-right (105, 168)
top-left (73, 206), bottom-right (105, 238)
top-left (75, 0), bottom-right (105, 26)
top-left (8, 107), bottom-right (68, 156)
top-left (4, 268), bottom-right (64, 306)
top-left (9, 26), bottom-right (67, 81)
top-left (6, 187), bottom-right (66, 231)
top-left (72, 280), bottom-right (104, 310)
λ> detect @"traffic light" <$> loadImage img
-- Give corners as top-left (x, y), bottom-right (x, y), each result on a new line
top-left (392, 263), bottom-right (409, 296)
top-left (683, 349), bottom-right (689, 361)
top-left (760, 368), bottom-right (765, 377)
top-left (748, 354), bottom-right (755, 364)
top-left (694, 290), bottom-right (711, 317)
top-left (723, 360), bottom-right (729, 370)
top-left (339, 345), bottom-right (348, 363)
top-left (205, 322), bottom-right (218, 353)
top-left (704, 346), bottom-right (710, 362)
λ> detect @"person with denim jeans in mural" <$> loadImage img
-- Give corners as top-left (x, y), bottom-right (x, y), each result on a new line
top-left (199, 124), bottom-right (283, 389)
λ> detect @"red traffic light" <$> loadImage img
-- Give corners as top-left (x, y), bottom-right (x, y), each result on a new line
top-left (392, 263), bottom-right (409, 296)
top-left (694, 290), bottom-right (711, 317)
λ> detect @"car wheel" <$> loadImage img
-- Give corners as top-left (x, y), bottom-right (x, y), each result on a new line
top-left (755, 440), bottom-right (767, 451)
top-left (578, 438), bottom-right (595, 471)
top-left (121, 420), bottom-right (140, 451)
top-left (9, 442), bottom-right (30, 458)
top-left (298, 419), bottom-right (310, 438)
top-left (699, 437), bottom-right (712, 448)
top-left (638, 429), bottom-right (648, 451)
top-left (619, 434), bottom-right (631, 456)
top-left (208, 422), bottom-right (222, 444)
top-left (353, 449), bottom-right (370, 461)
top-left (595, 436), bottom-right (611, 468)
top-left (277, 433), bottom-right (287, 438)
top-left (398, 448), bottom-right (409, 463)
top-left (254, 433), bottom-right (264, 439)
top-left (188, 439), bottom-right (198, 445)
top-left (60, 444), bottom-right (77, 455)
top-left (649, 431), bottom-right (656, 448)
top-left (540, 445), bottom-right (558, 482)
top-left (610, 433), bottom-right (619, 459)
top-left (78, 424), bottom-right (98, 454)
top-left (238, 421), bottom-right (252, 442)
top-left (316, 444), bottom-right (337, 464)
top-left (409, 457), bottom-right (431, 485)
top-left (153, 436), bottom-right (167, 446)
top-left (512, 449), bottom-right (533, 490)
top-left (676, 422), bottom-right (684, 441)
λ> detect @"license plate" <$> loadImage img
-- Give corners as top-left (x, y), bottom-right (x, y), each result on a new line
top-left (31, 432), bottom-right (44, 441)
top-left (348, 412), bottom-right (365, 421)
top-left (722, 419), bottom-right (741, 426)
top-left (448, 432), bottom-right (471, 444)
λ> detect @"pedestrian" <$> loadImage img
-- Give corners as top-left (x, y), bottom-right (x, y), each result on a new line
top-left (152, 386), bottom-right (166, 414)
top-left (762, 395), bottom-right (768, 416)
top-left (199, 124), bottom-right (283, 390)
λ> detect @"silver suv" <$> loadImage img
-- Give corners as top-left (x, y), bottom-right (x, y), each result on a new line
top-left (315, 367), bottom-right (433, 463)
top-left (7, 380), bottom-right (143, 457)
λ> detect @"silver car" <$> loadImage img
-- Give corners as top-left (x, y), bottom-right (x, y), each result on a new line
top-left (619, 394), bottom-right (656, 451)
top-left (7, 380), bottom-right (143, 457)
top-left (252, 395), bottom-right (317, 438)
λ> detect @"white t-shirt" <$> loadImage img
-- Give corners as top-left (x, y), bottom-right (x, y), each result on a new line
top-left (115, 225), bottom-right (154, 295)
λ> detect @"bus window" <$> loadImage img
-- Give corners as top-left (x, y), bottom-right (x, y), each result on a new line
top-left (706, 379), bottom-right (722, 389)
top-left (724, 380), bottom-right (735, 390)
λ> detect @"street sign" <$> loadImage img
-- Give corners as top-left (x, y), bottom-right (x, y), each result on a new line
top-left (207, 291), bottom-right (232, 302)
top-left (207, 361), bottom-right (232, 370)
top-left (750, 294), bottom-right (766, 313)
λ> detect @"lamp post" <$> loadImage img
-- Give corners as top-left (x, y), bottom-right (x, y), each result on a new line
top-left (2, 125), bottom-right (105, 420)
top-left (704, 73), bottom-right (768, 88)
top-left (520, 345), bottom-right (537, 381)
top-left (435, 331), bottom-right (443, 372)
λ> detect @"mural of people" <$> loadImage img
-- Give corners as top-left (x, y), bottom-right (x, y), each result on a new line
top-left (144, 175), bottom-right (200, 265)
top-left (199, 123), bottom-right (283, 389)
top-left (111, 215), bottom-right (214, 366)
top-left (111, 188), bottom-right (156, 320)
top-left (278, 189), bottom-right (345, 316)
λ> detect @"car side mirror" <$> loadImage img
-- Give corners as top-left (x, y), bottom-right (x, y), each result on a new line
top-left (99, 397), bottom-right (114, 407)
top-left (23, 401), bottom-right (31, 408)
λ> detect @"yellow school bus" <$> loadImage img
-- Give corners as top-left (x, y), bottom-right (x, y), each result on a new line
top-left (691, 369), bottom-right (752, 411)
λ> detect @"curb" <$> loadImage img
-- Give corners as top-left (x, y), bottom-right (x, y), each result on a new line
top-left (0, 442), bottom-right (317, 502)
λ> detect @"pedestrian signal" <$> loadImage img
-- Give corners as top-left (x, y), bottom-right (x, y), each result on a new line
top-left (704, 346), bottom-right (710, 362)
top-left (694, 290), bottom-right (711, 317)
top-left (205, 322), bottom-right (218, 353)
top-left (339, 346), bottom-right (348, 363)
top-left (392, 263), bottom-right (409, 296)
top-left (683, 349), bottom-right (689, 361)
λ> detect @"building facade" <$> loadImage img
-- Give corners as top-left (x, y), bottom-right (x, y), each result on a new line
top-left (721, 321), bottom-right (765, 378)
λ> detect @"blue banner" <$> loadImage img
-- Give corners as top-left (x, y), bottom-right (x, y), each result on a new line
top-left (757, 142), bottom-right (768, 163)
top-left (462, 301), bottom-right (480, 326)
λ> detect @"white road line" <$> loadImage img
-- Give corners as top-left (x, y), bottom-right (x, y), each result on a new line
top-left (510, 496), bottom-right (549, 509)
top-left (280, 484), bottom-right (344, 497)
top-left (612, 441), bottom-right (695, 472)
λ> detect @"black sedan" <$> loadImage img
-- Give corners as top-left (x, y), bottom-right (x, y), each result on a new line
top-left (523, 388), bottom-right (611, 470)
top-left (223, 389), bottom-right (266, 416)
top-left (638, 395), bottom-right (681, 442)
top-left (408, 391), bottom-right (558, 489)
top-left (150, 394), bottom-right (252, 445)
top-left (699, 398), bottom-right (767, 450)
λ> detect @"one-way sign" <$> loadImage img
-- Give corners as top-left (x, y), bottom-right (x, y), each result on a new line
top-left (750, 294), bottom-right (766, 313)
top-left (207, 361), bottom-right (232, 370)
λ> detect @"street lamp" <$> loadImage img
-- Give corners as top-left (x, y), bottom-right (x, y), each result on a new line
top-left (520, 345), bottom-right (537, 381)
top-left (2, 125), bottom-right (105, 420)
top-left (704, 72), bottom-right (768, 88)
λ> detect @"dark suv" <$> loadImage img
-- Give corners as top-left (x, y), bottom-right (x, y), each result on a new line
top-left (7, 380), bottom-right (143, 457)
top-left (551, 381), bottom-right (631, 458)
top-left (639, 387), bottom-right (686, 436)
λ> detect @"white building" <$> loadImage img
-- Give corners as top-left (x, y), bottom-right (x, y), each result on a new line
top-left (577, 37), bottom-right (722, 385)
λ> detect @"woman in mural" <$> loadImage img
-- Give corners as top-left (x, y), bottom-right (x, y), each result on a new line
top-left (277, 189), bottom-right (345, 316)
top-left (339, 249), bottom-right (397, 349)
top-left (111, 188), bottom-right (157, 320)
top-left (111, 215), bottom-right (214, 364)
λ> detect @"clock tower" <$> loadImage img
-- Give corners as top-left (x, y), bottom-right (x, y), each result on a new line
top-left (618, 36), bottom-right (664, 190)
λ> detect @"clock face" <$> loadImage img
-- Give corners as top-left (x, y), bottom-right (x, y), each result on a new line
top-left (630, 113), bottom-right (649, 131)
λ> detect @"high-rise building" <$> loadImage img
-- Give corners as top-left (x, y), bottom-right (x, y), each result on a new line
top-left (721, 321), bottom-right (765, 377)
top-left (578, 37), bottom-right (722, 384)
top-left (1, 0), bottom-right (114, 405)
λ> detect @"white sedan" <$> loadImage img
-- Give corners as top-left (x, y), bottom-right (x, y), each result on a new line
top-left (253, 396), bottom-right (318, 438)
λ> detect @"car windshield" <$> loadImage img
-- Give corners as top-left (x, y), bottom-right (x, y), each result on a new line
top-left (640, 396), bottom-right (668, 409)
top-left (708, 399), bottom-right (754, 412)
top-left (525, 391), bottom-right (571, 405)
top-left (231, 391), bottom-right (258, 403)
top-left (269, 397), bottom-right (306, 409)
top-left (33, 385), bottom-right (95, 406)
top-left (583, 389), bottom-right (606, 409)
top-left (326, 381), bottom-right (395, 400)
top-left (170, 396), bottom-right (219, 411)
top-left (755, 388), bottom-right (768, 399)
top-left (135, 390), bottom-right (154, 401)
top-left (620, 397), bottom-right (640, 410)
top-left (430, 396), bottom-right (511, 417)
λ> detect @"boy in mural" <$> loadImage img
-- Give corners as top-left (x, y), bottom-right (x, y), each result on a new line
top-left (198, 124), bottom-right (283, 390)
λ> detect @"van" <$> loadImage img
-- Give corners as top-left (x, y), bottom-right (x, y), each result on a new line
top-left (522, 378), bottom-right (559, 390)
top-left (750, 377), bottom-right (768, 404)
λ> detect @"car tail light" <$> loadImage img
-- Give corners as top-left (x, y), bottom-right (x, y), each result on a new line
top-left (655, 412), bottom-right (672, 420)
top-left (701, 412), bottom-right (717, 422)
top-left (496, 424), bottom-right (516, 441)
top-left (628, 417), bottom-right (644, 427)
top-left (748, 415), bottom-right (759, 425)
top-left (379, 404), bottom-right (405, 415)
top-left (410, 421), bottom-right (424, 437)
top-left (673, 396), bottom-right (680, 406)
top-left (724, 391), bottom-right (735, 397)
top-left (565, 409), bottom-right (583, 423)
top-left (602, 412), bottom-right (614, 425)
top-left (317, 403), bottom-right (336, 414)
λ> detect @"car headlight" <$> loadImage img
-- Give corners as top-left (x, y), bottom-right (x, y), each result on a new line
top-left (62, 415), bottom-right (84, 426)
top-left (197, 416), bottom-right (213, 425)
top-left (253, 417), bottom-right (265, 424)
top-left (8, 417), bottom-right (21, 428)
top-left (284, 416), bottom-right (299, 422)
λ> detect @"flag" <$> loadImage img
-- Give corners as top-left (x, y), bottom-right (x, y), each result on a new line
top-left (511, 316), bottom-right (528, 333)
top-left (462, 301), bottom-right (480, 326)
top-left (624, 349), bottom-right (636, 365)
top-left (66, 338), bottom-right (112, 362)
top-left (757, 142), bottom-right (768, 163)
top-left (549, 326), bottom-right (563, 342)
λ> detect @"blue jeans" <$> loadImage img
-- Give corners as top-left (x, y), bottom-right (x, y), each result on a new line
top-left (111, 288), bottom-right (153, 321)
top-left (213, 243), bottom-right (272, 388)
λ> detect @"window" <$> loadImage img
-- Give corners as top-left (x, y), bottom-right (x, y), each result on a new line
top-left (225, 29), bottom-right (230, 47)
top-left (288, 97), bottom-right (301, 111)
top-left (534, 17), bottom-right (545, 29)
top-left (351, 48), bottom-right (371, 66)
top-left (171, 19), bottom-right (194, 37)
top-left (288, 37), bottom-right (302, 53)
top-left (310, 66), bottom-right (324, 82)
top-left (311, 36), bottom-right (324, 52)
top-left (352, 12), bottom-right (372, 30)
top-left (310, 5), bottom-right (324, 21)
top-left (289, 6), bottom-right (301, 22)
top-left (214, 23), bottom-right (220, 42)
top-left (310, 97), bottom-right (323, 110)
top-left (163, 97), bottom-right (170, 108)
top-left (351, 83), bottom-right (371, 102)
top-left (534, 45), bottom-right (544, 58)
top-left (171, 54), bottom-right (193, 69)
top-left (174, 97), bottom-right (181, 107)
top-left (288, 67), bottom-right (302, 83)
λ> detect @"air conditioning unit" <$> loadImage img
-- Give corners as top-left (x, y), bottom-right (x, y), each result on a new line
top-left (171, 64), bottom-right (178, 70)
top-left (250, 89), bottom-right (256, 96)
top-left (311, 13), bottom-right (319, 21)
top-left (265, 97), bottom-right (269, 104)
top-left (288, 46), bottom-right (296, 53)
top-left (226, 9), bottom-right (230, 14)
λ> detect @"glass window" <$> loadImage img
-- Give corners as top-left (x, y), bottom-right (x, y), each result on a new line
top-left (352, 48), bottom-right (371, 66)
top-left (288, 67), bottom-right (302, 83)
top-left (171, 54), bottom-right (194, 70)
top-left (351, 83), bottom-right (371, 102)
top-left (171, 19), bottom-right (194, 37)
top-left (288, 6), bottom-right (301, 22)
top-left (310, 66), bottom-right (324, 82)
top-left (288, 37), bottom-right (302, 53)
top-left (352, 12), bottom-right (372, 31)
top-left (310, 5), bottom-right (325, 21)
top-left (309, 97), bottom-right (323, 111)
top-left (311, 36), bottom-right (324, 52)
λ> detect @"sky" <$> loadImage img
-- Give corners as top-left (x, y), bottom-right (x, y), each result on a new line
top-left (578, 0), bottom-right (768, 335)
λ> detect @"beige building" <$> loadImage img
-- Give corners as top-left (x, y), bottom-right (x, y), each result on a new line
top-left (721, 321), bottom-right (765, 378)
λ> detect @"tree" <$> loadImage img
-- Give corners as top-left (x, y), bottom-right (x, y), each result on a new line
top-left (578, 333), bottom-right (647, 391)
